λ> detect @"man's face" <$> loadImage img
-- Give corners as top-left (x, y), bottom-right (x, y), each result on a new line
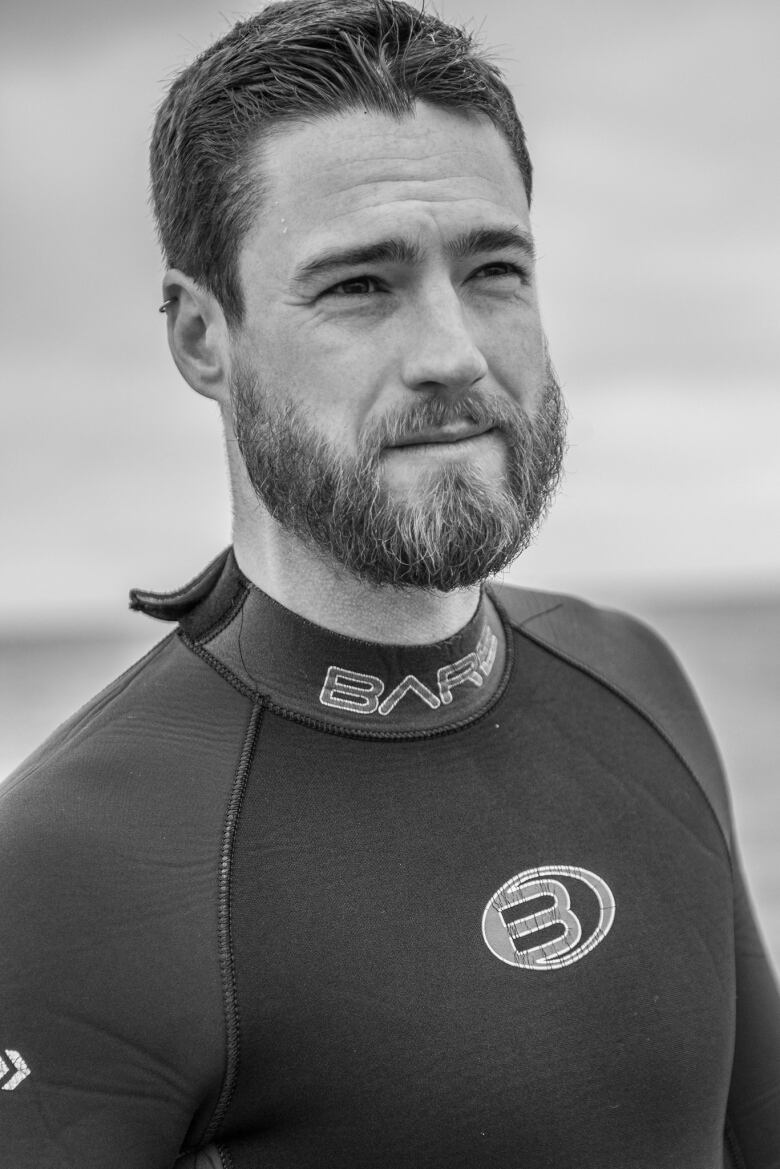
top-left (229, 103), bottom-right (565, 590)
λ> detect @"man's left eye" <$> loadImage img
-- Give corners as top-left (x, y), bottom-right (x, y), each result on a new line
top-left (327, 276), bottom-right (381, 296)
top-left (472, 262), bottom-right (529, 283)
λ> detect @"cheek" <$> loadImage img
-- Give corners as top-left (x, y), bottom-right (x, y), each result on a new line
top-left (281, 327), bottom-right (395, 434)
top-left (255, 342), bottom-right (382, 450)
top-left (484, 319), bottom-right (546, 400)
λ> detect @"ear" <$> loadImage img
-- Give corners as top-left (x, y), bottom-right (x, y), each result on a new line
top-left (161, 270), bottom-right (231, 406)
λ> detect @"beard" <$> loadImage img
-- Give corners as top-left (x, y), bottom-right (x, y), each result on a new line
top-left (230, 357), bottom-right (567, 592)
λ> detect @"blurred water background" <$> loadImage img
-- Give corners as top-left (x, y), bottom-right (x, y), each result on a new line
top-left (2, 1), bottom-right (778, 969)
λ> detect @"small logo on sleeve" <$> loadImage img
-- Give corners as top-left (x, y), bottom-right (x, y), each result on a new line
top-left (0, 1050), bottom-right (31, 1091)
top-left (482, 865), bottom-right (616, 970)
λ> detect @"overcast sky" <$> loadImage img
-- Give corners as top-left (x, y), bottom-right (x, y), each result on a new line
top-left (2, 0), bottom-right (778, 629)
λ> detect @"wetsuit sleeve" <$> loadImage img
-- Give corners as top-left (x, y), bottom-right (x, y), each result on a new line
top-left (0, 634), bottom-right (254, 1167)
top-left (727, 855), bottom-right (780, 1165)
top-left (0, 783), bottom-right (200, 1168)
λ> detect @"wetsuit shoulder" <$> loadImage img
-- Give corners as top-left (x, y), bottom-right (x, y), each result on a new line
top-left (489, 581), bottom-right (733, 850)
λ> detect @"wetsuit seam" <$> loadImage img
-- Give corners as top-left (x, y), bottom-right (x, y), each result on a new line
top-left (724, 1116), bottom-right (748, 1169)
top-left (181, 625), bottom-right (516, 741)
top-left (197, 581), bottom-right (253, 645)
top-left (217, 1146), bottom-right (234, 1169)
top-left (498, 597), bottom-right (565, 625)
top-left (509, 620), bottom-right (733, 860)
top-left (246, 679), bottom-right (512, 739)
top-left (202, 699), bottom-right (265, 1145)
top-left (180, 633), bottom-right (259, 701)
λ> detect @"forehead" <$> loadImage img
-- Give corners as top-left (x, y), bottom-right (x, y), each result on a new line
top-left (243, 103), bottom-right (531, 262)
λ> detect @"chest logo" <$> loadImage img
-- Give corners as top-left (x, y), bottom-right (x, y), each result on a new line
top-left (482, 865), bottom-right (616, 970)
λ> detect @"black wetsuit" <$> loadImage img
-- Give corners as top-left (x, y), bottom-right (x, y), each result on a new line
top-left (2, 549), bottom-right (779, 1168)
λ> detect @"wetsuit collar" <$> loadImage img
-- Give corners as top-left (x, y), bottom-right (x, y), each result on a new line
top-left (131, 549), bottom-right (509, 737)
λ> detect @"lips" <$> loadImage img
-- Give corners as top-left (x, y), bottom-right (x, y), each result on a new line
top-left (391, 423), bottom-right (493, 447)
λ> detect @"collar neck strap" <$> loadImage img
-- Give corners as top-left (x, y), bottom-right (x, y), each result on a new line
top-left (131, 548), bottom-right (508, 737)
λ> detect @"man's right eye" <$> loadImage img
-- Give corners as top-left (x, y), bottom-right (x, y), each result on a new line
top-left (325, 275), bottom-right (382, 296)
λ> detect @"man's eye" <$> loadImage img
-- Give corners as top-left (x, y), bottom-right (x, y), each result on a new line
top-left (326, 275), bottom-right (381, 296)
top-left (472, 262), bottom-right (530, 284)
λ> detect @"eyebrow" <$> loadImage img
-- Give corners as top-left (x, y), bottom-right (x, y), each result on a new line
top-left (291, 225), bottom-right (536, 287)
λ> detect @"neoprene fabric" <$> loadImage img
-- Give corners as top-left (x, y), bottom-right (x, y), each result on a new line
top-left (1, 549), bottom-right (778, 1167)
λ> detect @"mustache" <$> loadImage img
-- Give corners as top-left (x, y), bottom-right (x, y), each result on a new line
top-left (360, 392), bottom-right (528, 457)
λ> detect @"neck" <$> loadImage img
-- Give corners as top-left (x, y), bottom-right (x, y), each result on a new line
top-left (232, 511), bottom-right (481, 646)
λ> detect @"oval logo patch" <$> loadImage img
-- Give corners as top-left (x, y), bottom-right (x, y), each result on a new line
top-left (482, 864), bottom-right (616, 970)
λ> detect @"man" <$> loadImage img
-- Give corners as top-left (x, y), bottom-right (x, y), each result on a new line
top-left (1, 0), bottom-right (778, 1165)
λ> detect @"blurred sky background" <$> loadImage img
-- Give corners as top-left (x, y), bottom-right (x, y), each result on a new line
top-left (2, 0), bottom-right (779, 625)
top-left (1, 2), bottom-right (779, 957)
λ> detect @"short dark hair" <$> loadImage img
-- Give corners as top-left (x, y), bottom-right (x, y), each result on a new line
top-left (150, 0), bottom-right (533, 327)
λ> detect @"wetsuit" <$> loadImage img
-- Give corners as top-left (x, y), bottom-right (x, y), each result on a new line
top-left (1, 548), bottom-right (779, 1168)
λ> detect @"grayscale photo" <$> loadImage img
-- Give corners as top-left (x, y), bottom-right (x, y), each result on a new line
top-left (1, 1), bottom-right (778, 1165)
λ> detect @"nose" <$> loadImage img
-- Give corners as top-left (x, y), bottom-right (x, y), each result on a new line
top-left (400, 286), bottom-right (488, 393)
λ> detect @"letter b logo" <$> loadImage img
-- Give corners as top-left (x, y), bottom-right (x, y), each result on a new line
top-left (482, 865), bottom-right (615, 970)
